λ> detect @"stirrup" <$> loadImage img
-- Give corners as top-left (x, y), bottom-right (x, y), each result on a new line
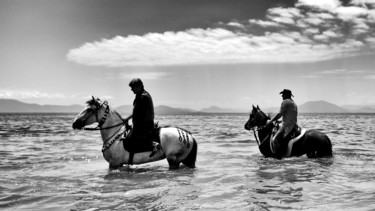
top-left (149, 143), bottom-right (161, 157)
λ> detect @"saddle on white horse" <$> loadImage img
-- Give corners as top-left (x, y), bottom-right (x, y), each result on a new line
top-left (121, 124), bottom-right (161, 153)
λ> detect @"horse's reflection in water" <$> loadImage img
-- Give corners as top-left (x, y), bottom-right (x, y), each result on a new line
top-left (72, 97), bottom-right (198, 170)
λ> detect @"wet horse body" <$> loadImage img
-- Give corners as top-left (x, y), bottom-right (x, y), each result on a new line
top-left (72, 97), bottom-right (197, 169)
top-left (245, 105), bottom-right (333, 159)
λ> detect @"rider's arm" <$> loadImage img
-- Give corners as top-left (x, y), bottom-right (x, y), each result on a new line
top-left (267, 100), bottom-right (286, 125)
top-left (269, 112), bottom-right (282, 124)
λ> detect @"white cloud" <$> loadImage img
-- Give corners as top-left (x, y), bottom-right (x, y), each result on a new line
top-left (0, 89), bottom-right (67, 99)
top-left (365, 37), bottom-right (375, 43)
top-left (227, 22), bottom-right (244, 28)
top-left (364, 74), bottom-right (375, 79)
top-left (248, 19), bottom-right (280, 27)
top-left (118, 72), bottom-right (171, 80)
top-left (0, 89), bottom-right (115, 105)
top-left (0, 89), bottom-right (106, 100)
top-left (303, 28), bottom-right (320, 35)
top-left (303, 16), bottom-right (324, 26)
top-left (351, 0), bottom-right (375, 7)
top-left (83, 95), bottom-right (113, 101)
top-left (300, 69), bottom-right (375, 79)
top-left (300, 69), bottom-right (347, 78)
top-left (299, 75), bottom-right (319, 78)
top-left (296, 0), bottom-right (342, 9)
top-left (67, 0), bottom-right (375, 67)
top-left (267, 7), bottom-right (300, 25)
top-left (319, 69), bottom-right (347, 74)
top-left (336, 6), bottom-right (368, 20)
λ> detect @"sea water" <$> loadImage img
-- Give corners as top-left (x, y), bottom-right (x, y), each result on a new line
top-left (0, 113), bottom-right (374, 210)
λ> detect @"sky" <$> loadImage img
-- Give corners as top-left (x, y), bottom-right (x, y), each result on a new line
top-left (1, 0), bottom-right (375, 110)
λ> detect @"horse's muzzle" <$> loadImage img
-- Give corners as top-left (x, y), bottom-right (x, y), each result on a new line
top-left (72, 120), bottom-right (83, 130)
top-left (244, 123), bottom-right (250, 131)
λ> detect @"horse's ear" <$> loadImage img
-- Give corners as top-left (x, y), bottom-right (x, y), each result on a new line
top-left (91, 96), bottom-right (100, 106)
top-left (252, 105), bottom-right (256, 109)
top-left (257, 105), bottom-right (260, 109)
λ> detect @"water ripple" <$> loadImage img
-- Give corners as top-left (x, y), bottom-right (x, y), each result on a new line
top-left (0, 113), bottom-right (375, 210)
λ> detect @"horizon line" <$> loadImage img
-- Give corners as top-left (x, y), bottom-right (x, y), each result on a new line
top-left (1, 98), bottom-right (375, 111)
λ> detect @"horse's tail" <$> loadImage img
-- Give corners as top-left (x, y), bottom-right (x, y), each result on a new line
top-left (324, 135), bottom-right (333, 157)
top-left (182, 138), bottom-right (197, 168)
top-left (316, 134), bottom-right (333, 157)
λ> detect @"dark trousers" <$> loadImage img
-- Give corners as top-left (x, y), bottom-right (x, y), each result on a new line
top-left (124, 122), bottom-right (154, 153)
top-left (272, 126), bottom-right (297, 159)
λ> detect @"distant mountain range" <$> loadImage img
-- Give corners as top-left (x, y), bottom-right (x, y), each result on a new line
top-left (0, 98), bottom-right (374, 114)
top-left (0, 99), bottom-right (84, 113)
top-left (299, 100), bottom-right (348, 113)
top-left (116, 105), bottom-right (196, 115)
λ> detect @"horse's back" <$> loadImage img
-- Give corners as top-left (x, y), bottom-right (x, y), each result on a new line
top-left (296, 129), bottom-right (333, 157)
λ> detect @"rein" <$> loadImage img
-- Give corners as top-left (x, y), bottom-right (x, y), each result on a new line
top-left (249, 108), bottom-right (271, 146)
top-left (252, 126), bottom-right (270, 146)
top-left (101, 125), bottom-right (127, 155)
top-left (84, 122), bottom-right (125, 131)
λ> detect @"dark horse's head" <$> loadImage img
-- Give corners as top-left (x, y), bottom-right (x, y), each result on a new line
top-left (244, 105), bottom-right (270, 131)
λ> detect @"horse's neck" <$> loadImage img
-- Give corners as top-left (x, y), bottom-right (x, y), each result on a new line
top-left (99, 110), bottom-right (123, 142)
top-left (259, 114), bottom-right (268, 126)
top-left (258, 124), bottom-right (272, 141)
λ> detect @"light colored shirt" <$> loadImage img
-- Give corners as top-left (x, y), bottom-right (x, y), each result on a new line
top-left (279, 99), bottom-right (298, 136)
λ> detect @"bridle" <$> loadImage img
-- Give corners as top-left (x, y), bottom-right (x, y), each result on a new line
top-left (247, 108), bottom-right (271, 146)
top-left (82, 100), bottom-right (125, 131)
top-left (81, 100), bottom-right (128, 154)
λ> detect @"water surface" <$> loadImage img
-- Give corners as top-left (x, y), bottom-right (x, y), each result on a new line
top-left (1, 113), bottom-right (374, 210)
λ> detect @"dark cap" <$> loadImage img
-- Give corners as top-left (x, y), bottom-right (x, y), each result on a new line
top-left (279, 89), bottom-right (294, 97)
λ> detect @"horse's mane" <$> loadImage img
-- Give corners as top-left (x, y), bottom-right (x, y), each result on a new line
top-left (255, 106), bottom-right (273, 120)
top-left (267, 112), bottom-right (273, 119)
top-left (85, 97), bottom-right (124, 120)
top-left (86, 97), bottom-right (101, 106)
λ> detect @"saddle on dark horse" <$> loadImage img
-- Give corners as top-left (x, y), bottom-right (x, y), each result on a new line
top-left (271, 124), bottom-right (305, 159)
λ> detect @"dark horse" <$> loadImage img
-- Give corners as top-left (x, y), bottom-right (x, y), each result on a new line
top-left (244, 105), bottom-right (333, 159)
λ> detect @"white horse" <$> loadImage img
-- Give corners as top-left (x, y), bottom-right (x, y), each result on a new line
top-left (72, 97), bottom-right (198, 169)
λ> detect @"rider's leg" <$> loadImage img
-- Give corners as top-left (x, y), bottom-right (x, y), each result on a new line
top-left (272, 125), bottom-right (288, 159)
top-left (272, 132), bottom-right (284, 159)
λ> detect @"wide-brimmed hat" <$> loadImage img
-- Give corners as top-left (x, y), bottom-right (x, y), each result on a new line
top-left (279, 89), bottom-right (294, 97)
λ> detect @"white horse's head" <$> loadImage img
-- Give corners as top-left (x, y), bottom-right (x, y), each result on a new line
top-left (72, 96), bottom-right (107, 130)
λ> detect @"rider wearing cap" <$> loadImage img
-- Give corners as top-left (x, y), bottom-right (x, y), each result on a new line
top-left (266, 89), bottom-right (298, 159)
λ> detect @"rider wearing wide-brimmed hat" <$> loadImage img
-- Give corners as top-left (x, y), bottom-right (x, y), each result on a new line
top-left (266, 89), bottom-right (298, 159)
